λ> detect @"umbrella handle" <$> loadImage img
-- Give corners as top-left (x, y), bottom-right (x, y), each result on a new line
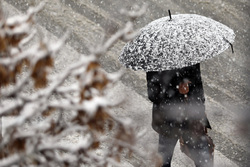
top-left (168, 9), bottom-right (172, 21)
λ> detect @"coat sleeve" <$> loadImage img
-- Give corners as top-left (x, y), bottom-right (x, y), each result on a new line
top-left (146, 72), bottom-right (164, 103)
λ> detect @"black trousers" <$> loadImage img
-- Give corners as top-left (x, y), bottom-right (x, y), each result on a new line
top-left (158, 122), bottom-right (214, 167)
top-left (158, 135), bottom-right (178, 167)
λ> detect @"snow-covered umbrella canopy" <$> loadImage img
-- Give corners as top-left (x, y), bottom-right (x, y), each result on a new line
top-left (119, 13), bottom-right (235, 72)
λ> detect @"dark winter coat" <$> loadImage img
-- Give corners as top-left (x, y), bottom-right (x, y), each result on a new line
top-left (146, 63), bottom-right (211, 136)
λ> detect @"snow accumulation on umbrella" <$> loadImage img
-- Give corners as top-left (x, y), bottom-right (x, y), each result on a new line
top-left (119, 14), bottom-right (235, 71)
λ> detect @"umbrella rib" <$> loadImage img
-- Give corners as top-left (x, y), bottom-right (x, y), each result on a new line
top-left (229, 43), bottom-right (234, 53)
top-left (223, 37), bottom-right (234, 53)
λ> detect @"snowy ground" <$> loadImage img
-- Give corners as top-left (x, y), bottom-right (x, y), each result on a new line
top-left (2, 1), bottom-right (248, 166)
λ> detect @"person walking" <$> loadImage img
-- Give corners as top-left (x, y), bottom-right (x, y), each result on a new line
top-left (119, 12), bottom-right (235, 167)
top-left (146, 63), bottom-right (214, 167)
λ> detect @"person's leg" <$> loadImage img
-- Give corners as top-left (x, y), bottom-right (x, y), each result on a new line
top-left (184, 135), bottom-right (214, 167)
top-left (158, 134), bottom-right (179, 167)
top-left (180, 122), bottom-right (214, 167)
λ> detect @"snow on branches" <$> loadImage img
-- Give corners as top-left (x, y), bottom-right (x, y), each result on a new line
top-left (0, 3), bottom-right (158, 167)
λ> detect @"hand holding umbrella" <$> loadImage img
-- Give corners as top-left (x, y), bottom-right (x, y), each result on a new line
top-left (178, 79), bottom-right (191, 96)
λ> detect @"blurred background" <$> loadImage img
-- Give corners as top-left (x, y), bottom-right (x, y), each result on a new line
top-left (2, 0), bottom-right (249, 166)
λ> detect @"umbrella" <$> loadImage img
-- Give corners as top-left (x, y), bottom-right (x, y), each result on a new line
top-left (119, 11), bottom-right (235, 71)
